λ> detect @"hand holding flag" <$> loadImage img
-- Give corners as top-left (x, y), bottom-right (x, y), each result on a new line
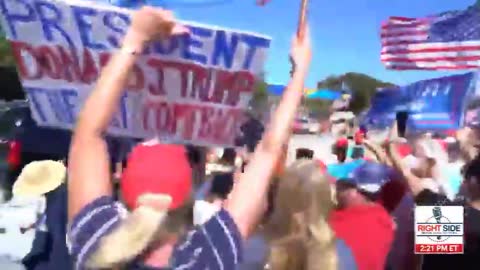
top-left (290, 25), bottom-right (311, 74)
top-left (290, 0), bottom-right (309, 76)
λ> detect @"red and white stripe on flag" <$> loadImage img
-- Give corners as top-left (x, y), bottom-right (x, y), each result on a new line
top-left (380, 15), bottom-right (480, 70)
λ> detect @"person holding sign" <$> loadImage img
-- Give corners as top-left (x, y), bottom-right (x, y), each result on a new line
top-left (66, 6), bottom-right (312, 270)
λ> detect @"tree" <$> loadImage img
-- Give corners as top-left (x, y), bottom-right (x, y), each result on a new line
top-left (304, 98), bottom-right (330, 116)
top-left (0, 26), bottom-right (14, 66)
top-left (0, 26), bottom-right (23, 100)
top-left (250, 72), bottom-right (269, 111)
top-left (315, 72), bottom-right (396, 114)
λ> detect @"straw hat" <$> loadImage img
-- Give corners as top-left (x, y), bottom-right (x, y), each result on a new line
top-left (13, 160), bottom-right (66, 197)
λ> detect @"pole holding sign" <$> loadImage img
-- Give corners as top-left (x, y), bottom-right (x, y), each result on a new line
top-left (290, 0), bottom-right (309, 76)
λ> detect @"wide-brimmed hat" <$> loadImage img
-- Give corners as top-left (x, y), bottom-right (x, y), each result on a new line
top-left (13, 160), bottom-right (66, 197)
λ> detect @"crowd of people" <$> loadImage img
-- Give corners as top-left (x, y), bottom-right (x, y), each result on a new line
top-left (1, 6), bottom-right (480, 270)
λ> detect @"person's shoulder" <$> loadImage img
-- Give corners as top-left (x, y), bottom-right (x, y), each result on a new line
top-left (361, 204), bottom-right (395, 229)
top-left (414, 189), bottom-right (453, 206)
top-left (67, 196), bottom-right (127, 269)
top-left (465, 206), bottom-right (480, 227)
top-left (369, 203), bottom-right (391, 215)
top-left (332, 204), bottom-right (394, 233)
top-left (69, 196), bottom-right (126, 231)
top-left (242, 232), bottom-right (269, 264)
top-left (172, 209), bottom-right (243, 270)
top-left (334, 203), bottom-right (389, 216)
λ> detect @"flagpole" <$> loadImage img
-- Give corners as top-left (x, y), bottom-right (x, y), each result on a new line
top-left (290, 0), bottom-right (309, 75)
top-left (291, 0), bottom-right (310, 113)
top-left (296, 0), bottom-right (309, 39)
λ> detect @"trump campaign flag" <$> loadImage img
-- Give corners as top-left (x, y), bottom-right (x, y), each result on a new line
top-left (381, 4), bottom-right (480, 70)
top-left (361, 87), bottom-right (409, 129)
top-left (405, 72), bottom-right (478, 130)
top-left (363, 72), bottom-right (478, 131)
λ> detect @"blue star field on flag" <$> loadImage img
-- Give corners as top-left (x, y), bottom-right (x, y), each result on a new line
top-left (429, 5), bottom-right (480, 42)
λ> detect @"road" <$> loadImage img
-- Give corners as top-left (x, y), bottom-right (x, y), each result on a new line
top-left (287, 134), bottom-right (337, 165)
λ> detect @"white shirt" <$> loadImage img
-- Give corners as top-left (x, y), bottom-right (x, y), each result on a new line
top-left (193, 200), bottom-right (220, 226)
top-left (0, 196), bottom-right (45, 261)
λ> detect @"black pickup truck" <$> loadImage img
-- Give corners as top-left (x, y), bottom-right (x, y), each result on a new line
top-left (0, 101), bottom-right (135, 202)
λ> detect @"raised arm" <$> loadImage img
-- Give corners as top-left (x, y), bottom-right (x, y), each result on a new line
top-left (385, 122), bottom-right (424, 196)
top-left (456, 127), bottom-right (479, 162)
top-left (225, 25), bottom-right (312, 238)
top-left (363, 139), bottom-right (387, 164)
top-left (68, 8), bottom-right (186, 221)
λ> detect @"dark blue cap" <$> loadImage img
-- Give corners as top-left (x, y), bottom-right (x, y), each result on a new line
top-left (342, 161), bottom-right (397, 193)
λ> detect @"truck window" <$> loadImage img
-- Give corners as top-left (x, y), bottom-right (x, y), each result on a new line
top-left (0, 108), bottom-right (27, 138)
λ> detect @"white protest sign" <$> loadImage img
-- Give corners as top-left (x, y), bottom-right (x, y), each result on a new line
top-left (0, 0), bottom-right (271, 146)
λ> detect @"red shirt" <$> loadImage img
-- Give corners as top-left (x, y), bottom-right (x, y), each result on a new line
top-left (329, 204), bottom-right (394, 270)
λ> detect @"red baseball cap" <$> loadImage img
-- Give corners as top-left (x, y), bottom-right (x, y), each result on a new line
top-left (121, 144), bottom-right (192, 210)
top-left (354, 130), bottom-right (365, 145)
top-left (336, 138), bottom-right (349, 148)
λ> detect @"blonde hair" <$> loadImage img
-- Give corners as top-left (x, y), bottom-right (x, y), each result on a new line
top-left (265, 160), bottom-right (338, 270)
top-left (86, 194), bottom-right (193, 269)
top-left (86, 205), bottom-right (167, 268)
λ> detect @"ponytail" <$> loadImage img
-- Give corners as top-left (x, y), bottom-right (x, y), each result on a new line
top-left (306, 216), bottom-right (338, 270)
top-left (86, 195), bottom-right (169, 269)
top-left (267, 216), bottom-right (338, 270)
top-left (266, 160), bottom-right (339, 270)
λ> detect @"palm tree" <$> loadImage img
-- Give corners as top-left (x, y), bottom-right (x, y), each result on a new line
top-left (250, 72), bottom-right (269, 109)
top-left (0, 26), bottom-right (15, 66)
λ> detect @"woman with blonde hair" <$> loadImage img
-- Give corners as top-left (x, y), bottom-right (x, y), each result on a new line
top-left (67, 5), bottom-right (314, 269)
top-left (264, 160), bottom-right (357, 270)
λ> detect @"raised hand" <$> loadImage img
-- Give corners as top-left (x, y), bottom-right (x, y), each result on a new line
top-left (124, 7), bottom-right (189, 50)
top-left (225, 23), bottom-right (312, 238)
top-left (290, 24), bottom-right (311, 76)
top-left (388, 120), bottom-right (399, 141)
top-left (68, 7), bottom-right (187, 221)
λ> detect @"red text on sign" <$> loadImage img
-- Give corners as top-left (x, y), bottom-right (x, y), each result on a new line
top-left (10, 41), bottom-right (255, 107)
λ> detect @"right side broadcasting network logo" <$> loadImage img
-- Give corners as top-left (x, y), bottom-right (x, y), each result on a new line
top-left (414, 206), bottom-right (464, 254)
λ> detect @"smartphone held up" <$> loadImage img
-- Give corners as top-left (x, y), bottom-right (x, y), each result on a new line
top-left (395, 111), bottom-right (409, 138)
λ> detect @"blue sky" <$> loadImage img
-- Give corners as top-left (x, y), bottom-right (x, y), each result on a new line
top-left (170, 0), bottom-right (475, 88)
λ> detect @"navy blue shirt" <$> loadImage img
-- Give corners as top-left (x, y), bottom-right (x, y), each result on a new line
top-left (23, 184), bottom-right (72, 270)
top-left (67, 196), bottom-right (243, 270)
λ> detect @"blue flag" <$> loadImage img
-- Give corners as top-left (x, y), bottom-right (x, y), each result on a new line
top-left (363, 72), bottom-right (478, 131)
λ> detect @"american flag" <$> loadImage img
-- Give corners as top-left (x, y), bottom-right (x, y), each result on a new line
top-left (381, 4), bottom-right (480, 70)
